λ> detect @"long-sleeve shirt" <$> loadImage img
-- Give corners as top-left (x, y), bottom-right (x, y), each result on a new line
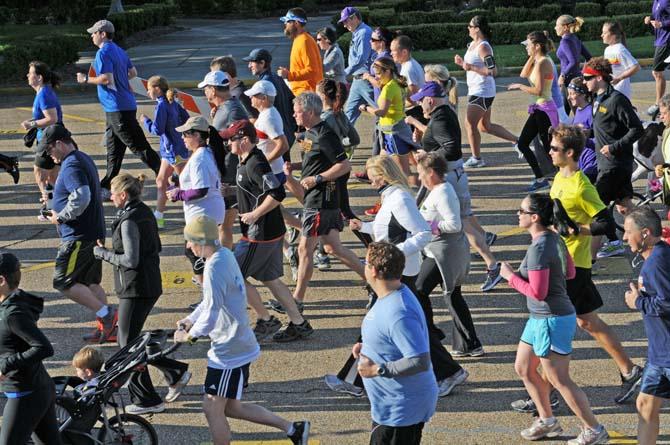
top-left (287, 32), bottom-right (323, 95)
top-left (94, 219), bottom-right (140, 269)
top-left (322, 44), bottom-right (347, 84)
top-left (636, 242), bottom-right (670, 367)
top-left (142, 96), bottom-right (190, 162)
top-left (345, 22), bottom-right (373, 76)
top-left (556, 33), bottom-right (591, 81)
top-left (652, 0), bottom-right (670, 46)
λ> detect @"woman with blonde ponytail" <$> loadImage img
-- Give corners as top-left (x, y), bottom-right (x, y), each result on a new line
top-left (139, 75), bottom-right (191, 228)
top-left (555, 15), bottom-right (591, 114)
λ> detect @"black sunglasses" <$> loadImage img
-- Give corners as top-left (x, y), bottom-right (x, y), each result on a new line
top-left (518, 208), bottom-right (536, 215)
top-left (549, 144), bottom-right (566, 152)
top-left (582, 75), bottom-right (596, 81)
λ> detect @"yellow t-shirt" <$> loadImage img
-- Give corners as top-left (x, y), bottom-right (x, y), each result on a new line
top-left (550, 170), bottom-right (606, 269)
top-left (378, 79), bottom-right (405, 127)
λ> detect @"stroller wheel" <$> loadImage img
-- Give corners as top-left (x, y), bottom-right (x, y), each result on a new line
top-left (97, 413), bottom-right (158, 445)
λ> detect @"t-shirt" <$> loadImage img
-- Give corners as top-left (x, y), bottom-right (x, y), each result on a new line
top-left (637, 242), bottom-right (670, 367)
top-left (32, 86), bottom-right (62, 141)
top-left (94, 41), bottom-right (136, 112)
top-left (212, 97), bottom-right (249, 185)
top-left (400, 58), bottom-right (425, 89)
top-left (378, 79), bottom-right (405, 127)
top-left (179, 146), bottom-right (225, 224)
top-left (361, 285), bottom-right (438, 427)
top-left (254, 107), bottom-right (285, 175)
top-left (53, 150), bottom-right (105, 242)
top-left (517, 232), bottom-right (576, 317)
top-left (300, 121), bottom-right (348, 209)
top-left (604, 43), bottom-right (638, 100)
top-left (550, 170), bottom-right (605, 269)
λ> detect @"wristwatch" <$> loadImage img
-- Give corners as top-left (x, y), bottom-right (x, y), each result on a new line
top-left (315, 174), bottom-right (324, 185)
top-left (56, 215), bottom-right (65, 224)
top-left (377, 363), bottom-right (389, 377)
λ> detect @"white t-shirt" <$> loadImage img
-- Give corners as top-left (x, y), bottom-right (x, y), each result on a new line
top-left (254, 107), bottom-right (285, 175)
top-left (179, 146), bottom-right (225, 224)
top-left (604, 43), bottom-right (638, 100)
top-left (400, 58), bottom-right (425, 89)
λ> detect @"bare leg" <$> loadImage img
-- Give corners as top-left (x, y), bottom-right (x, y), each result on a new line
top-left (465, 105), bottom-right (485, 158)
top-left (89, 284), bottom-right (108, 306)
top-left (155, 160), bottom-right (174, 214)
top-left (653, 70), bottom-right (666, 105)
top-left (391, 154), bottom-right (411, 177)
top-left (293, 235), bottom-right (319, 302)
top-left (62, 283), bottom-right (105, 313)
top-left (264, 278), bottom-right (304, 324)
top-left (577, 312), bottom-right (634, 375)
top-left (245, 282), bottom-right (272, 321)
top-left (281, 207), bottom-right (302, 230)
top-left (321, 229), bottom-right (365, 279)
top-left (479, 107), bottom-right (518, 143)
top-left (463, 217), bottom-right (497, 269)
top-left (220, 208), bottom-right (238, 250)
top-left (202, 395), bottom-right (232, 445)
top-left (542, 353), bottom-right (599, 428)
top-left (515, 342), bottom-right (553, 419)
top-left (636, 392), bottom-right (663, 445)
top-left (224, 398), bottom-right (291, 433)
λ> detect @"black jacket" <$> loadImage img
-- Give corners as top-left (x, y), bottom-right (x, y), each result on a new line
top-left (0, 289), bottom-right (54, 393)
top-left (592, 85), bottom-right (643, 174)
top-left (422, 104), bottom-right (462, 161)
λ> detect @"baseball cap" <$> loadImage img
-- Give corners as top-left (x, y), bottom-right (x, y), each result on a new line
top-left (87, 20), bottom-right (115, 34)
top-left (197, 71), bottom-right (231, 89)
top-left (0, 253), bottom-right (20, 278)
top-left (242, 48), bottom-right (272, 63)
top-left (175, 116), bottom-right (210, 133)
top-left (184, 216), bottom-right (220, 247)
top-left (520, 39), bottom-right (529, 46)
top-left (36, 124), bottom-right (72, 154)
top-left (338, 6), bottom-right (359, 23)
top-left (244, 80), bottom-right (277, 97)
top-left (219, 120), bottom-right (257, 141)
top-left (410, 81), bottom-right (446, 103)
top-left (279, 9), bottom-right (307, 24)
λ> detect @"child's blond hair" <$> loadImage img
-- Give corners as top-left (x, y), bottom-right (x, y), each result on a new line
top-left (72, 346), bottom-right (104, 373)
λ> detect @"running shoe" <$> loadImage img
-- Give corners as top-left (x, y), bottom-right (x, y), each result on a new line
top-left (273, 320), bottom-right (314, 342)
top-left (99, 307), bottom-right (118, 344)
top-left (596, 240), bottom-right (625, 259)
top-left (527, 178), bottom-right (550, 192)
top-left (647, 104), bottom-right (660, 117)
top-left (165, 371), bottom-right (192, 403)
top-left (451, 346), bottom-right (485, 357)
top-left (265, 299), bottom-right (304, 315)
top-left (463, 156), bottom-right (486, 168)
top-left (314, 252), bottom-right (331, 270)
top-left (437, 368), bottom-right (469, 397)
top-left (485, 231), bottom-right (497, 247)
top-left (125, 403), bottom-right (166, 415)
top-left (364, 202), bottom-right (381, 216)
top-left (324, 374), bottom-right (365, 397)
top-left (511, 389), bottom-right (560, 413)
top-left (614, 364), bottom-right (643, 404)
top-left (520, 417), bottom-right (563, 441)
top-left (285, 245), bottom-right (299, 282)
top-left (567, 425), bottom-right (609, 445)
top-left (481, 263), bottom-right (503, 292)
top-left (353, 171), bottom-right (370, 183)
top-left (288, 421), bottom-right (310, 445)
top-left (7, 156), bottom-right (19, 184)
top-left (253, 316), bottom-right (282, 341)
top-left (287, 226), bottom-right (300, 246)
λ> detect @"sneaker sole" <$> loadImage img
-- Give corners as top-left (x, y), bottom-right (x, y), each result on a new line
top-left (596, 249), bottom-right (625, 259)
top-left (127, 406), bottom-right (166, 415)
top-left (481, 274), bottom-right (503, 292)
top-left (324, 378), bottom-right (365, 397)
top-left (614, 377), bottom-right (642, 404)
top-left (165, 372), bottom-right (192, 403)
top-left (521, 425), bottom-right (563, 441)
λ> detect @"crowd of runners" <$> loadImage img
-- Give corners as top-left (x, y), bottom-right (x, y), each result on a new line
top-left (1, 3), bottom-right (670, 445)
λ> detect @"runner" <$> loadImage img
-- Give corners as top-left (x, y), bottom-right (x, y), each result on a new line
top-left (277, 8), bottom-right (323, 95)
top-left (339, 6), bottom-right (374, 124)
top-left (210, 56), bottom-right (256, 119)
top-left (555, 15), bottom-right (591, 115)
top-left (644, 0), bottom-right (670, 116)
top-left (602, 21), bottom-right (640, 101)
top-left (317, 26), bottom-right (346, 84)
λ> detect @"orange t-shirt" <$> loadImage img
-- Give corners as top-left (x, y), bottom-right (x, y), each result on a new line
top-left (288, 32), bottom-right (323, 96)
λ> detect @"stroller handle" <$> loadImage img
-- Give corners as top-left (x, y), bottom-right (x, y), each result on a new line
top-left (146, 340), bottom-right (182, 363)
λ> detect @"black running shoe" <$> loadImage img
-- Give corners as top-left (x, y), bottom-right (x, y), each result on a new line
top-left (253, 316), bottom-right (282, 341)
top-left (265, 299), bottom-right (304, 315)
top-left (8, 157), bottom-right (19, 184)
top-left (288, 421), bottom-right (310, 445)
top-left (511, 389), bottom-right (560, 413)
top-left (273, 320), bottom-right (314, 342)
top-left (614, 364), bottom-right (643, 404)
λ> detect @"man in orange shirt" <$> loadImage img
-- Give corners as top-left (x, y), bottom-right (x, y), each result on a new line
top-left (277, 8), bottom-right (323, 96)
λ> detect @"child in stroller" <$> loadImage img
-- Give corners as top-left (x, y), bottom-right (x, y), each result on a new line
top-left (53, 330), bottom-right (179, 445)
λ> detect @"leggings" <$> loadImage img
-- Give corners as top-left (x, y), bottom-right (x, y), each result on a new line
top-left (517, 110), bottom-right (552, 179)
top-left (0, 384), bottom-right (62, 445)
top-left (415, 257), bottom-right (481, 353)
top-left (118, 296), bottom-right (188, 407)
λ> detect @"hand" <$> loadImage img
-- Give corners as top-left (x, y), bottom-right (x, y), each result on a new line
top-left (404, 116), bottom-right (417, 126)
top-left (414, 149), bottom-right (427, 161)
top-left (239, 211), bottom-right (259, 225)
top-left (283, 161), bottom-right (293, 176)
top-left (349, 218), bottom-right (362, 231)
top-left (462, 62), bottom-right (472, 72)
top-left (173, 329), bottom-right (191, 343)
top-left (352, 342), bottom-right (362, 358)
top-left (300, 176), bottom-right (317, 190)
top-left (139, 113), bottom-right (148, 122)
top-left (358, 104), bottom-right (368, 113)
top-left (96, 239), bottom-right (104, 248)
top-left (507, 83), bottom-right (523, 91)
top-left (558, 75), bottom-right (564, 87)
top-left (645, 16), bottom-right (651, 25)
top-left (357, 353), bottom-right (380, 378)
top-left (625, 282), bottom-right (640, 309)
top-left (655, 164), bottom-right (666, 178)
top-left (652, 20), bottom-right (662, 29)
top-left (600, 145), bottom-right (611, 158)
top-left (499, 261), bottom-right (515, 280)
top-left (454, 54), bottom-right (463, 66)
top-left (76, 72), bottom-right (87, 84)
top-left (277, 67), bottom-right (289, 79)
top-left (48, 211), bottom-right (60, 225)
top-left (20, 120), bottom-right (32, 130)
top-left (177, 318), bottom-right (193, 331)
top-left (166, 187), bottom-right (180, 201)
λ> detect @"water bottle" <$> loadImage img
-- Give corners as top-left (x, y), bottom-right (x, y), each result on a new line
top-left (45, 184), bottom-right (54, 210)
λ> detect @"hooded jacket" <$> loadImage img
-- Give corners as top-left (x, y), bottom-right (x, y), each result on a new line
top-left (0, 289), bottom-right (54, 393)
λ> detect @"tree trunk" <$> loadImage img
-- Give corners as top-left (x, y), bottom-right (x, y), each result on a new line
top-left (108, 0), bottom-right (124, 15)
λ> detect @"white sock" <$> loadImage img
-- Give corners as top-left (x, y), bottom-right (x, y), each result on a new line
top-left (96, 305), bottom-right (109, 318)
top-left (286, 423), bottom-right (295, 436)
top-left (154, 210), bottom-right (163, 219)
top-left (541, 416), bottom-right (556, 425)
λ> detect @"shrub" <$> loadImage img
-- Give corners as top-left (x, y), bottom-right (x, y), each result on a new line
top-left (494, 4), bottom-right (562, 23)
top-left (573, 2), bottom-right (603, 18)
top-left (0, 7), bottom-right (16, 25)
top-left (108, 3), bottom-right (178, 43)
top-left (0, 35), bottom-right (84, 80)
top-left (578, 14), bottom-right (650, 41)
top-left (606, 0), bottom-right (653, 16)
top-left (368, 8), bottom-right (456, 27)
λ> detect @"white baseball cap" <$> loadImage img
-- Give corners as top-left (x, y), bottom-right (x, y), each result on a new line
top-left (197, 71), bottom-right (231, 89)
top-left (244, 80), bottom-right (277, 97)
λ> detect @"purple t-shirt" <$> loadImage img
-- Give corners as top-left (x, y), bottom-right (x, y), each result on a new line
top-left (572, 104), bottom-right (597, 182)
top-left (556, 34), bottom-right (591, 81)
top-left (652, 0), bottom-right (670, 47)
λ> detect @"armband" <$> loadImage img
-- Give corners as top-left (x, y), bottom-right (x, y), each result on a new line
top-left (484, 55), bottom-right (496, 70)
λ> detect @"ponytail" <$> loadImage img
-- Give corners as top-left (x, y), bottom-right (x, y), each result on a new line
top-left (29, 61), bottom-right (60, 89)
top-left (208, 126), bottom-right (227, 180)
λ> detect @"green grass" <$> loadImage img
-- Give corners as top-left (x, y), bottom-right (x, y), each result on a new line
top-left (415, 35), bottom-right (655, 72)
top-left (0, 24), bottom-right (86, 49)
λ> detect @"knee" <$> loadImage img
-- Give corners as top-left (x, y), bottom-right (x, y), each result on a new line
top-left (478, 121), bottom-right (491, 133)
top-left (322, 243), bottom-right (337, 256)
top-left (576, 316), bottom-right (598, 333)
top-left (652, 70), bottom-right (665, 81)
top-left (636, 395), bottom-right (656, 418)
top-left (514, 361), bottom-right (532, 380)
top-left (155, 175), bottom-right (168, 189)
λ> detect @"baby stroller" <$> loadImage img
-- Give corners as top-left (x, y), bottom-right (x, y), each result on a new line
top-left (53, 330), bottom-right (180, 445)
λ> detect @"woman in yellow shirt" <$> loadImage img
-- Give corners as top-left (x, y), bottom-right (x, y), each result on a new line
top-left (359, 57), bottom-right (418, 177)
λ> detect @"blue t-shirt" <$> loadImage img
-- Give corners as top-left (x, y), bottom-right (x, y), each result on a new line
top-left (361, 285), bottom-right (438, 427)
top-left (94, 41), bottom-right (136, 112)
top-left (637, 242), bottom-right (670, 367)
top-left (33, 86), bottom-right (63, 141)
top-left (53, 150), bottom-right (105, 241)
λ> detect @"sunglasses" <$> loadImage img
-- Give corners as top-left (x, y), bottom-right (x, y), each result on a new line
top-left (517, 208), bottom-right (536, 215)
top-left (468, 25), bottom-right (477, 28)
top-left (229, 135), bottom-right (244, 142)
top-left (182, 130), bottom-right (198, 137)
top-left (549, 144), bottom-right (566, 152)
top-left (370, 37), bottom-right (382, 42)
top-left (582, 75), bottom-right (596, 81)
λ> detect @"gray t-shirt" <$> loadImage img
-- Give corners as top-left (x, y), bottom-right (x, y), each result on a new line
top-left (518, 231), bottom-right (575, 318)
top-left (212, 96), bottom-right (249, 185)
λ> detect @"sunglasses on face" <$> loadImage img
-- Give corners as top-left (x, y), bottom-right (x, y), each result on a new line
top-left (370, 37), bottom-right (382, 42)
top-left (549, 145), bottom-right (566, 152)
top-left (229, 135), bottom-right (244, 142)
top-left (518, 208), bottom-right (536, 215)
top-left (583, 75), bottom-right (596, 81)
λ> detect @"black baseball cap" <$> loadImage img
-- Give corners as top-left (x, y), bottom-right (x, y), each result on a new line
top-left (0, 253), bottom-right (20, 278)
top-left (243, 48), bottom-right (272, 63)
top-left (36, 124), bottom-right (72, 154)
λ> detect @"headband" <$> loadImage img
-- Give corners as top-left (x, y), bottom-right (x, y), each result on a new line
top-left (582, 66), bottom-right (606, 78)
top-left (567, 82), bottom-right (588, 95)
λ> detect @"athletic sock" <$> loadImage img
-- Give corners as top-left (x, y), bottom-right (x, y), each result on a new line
top-left (286, 423), bottom-right (296, 436)
top-left (96, 305), bottom-right (110, 319)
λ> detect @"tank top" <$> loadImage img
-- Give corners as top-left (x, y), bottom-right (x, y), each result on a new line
top-left (530, 57), bottom-right (554, 104)
top-left (464, 40), bottom-right (496, 98)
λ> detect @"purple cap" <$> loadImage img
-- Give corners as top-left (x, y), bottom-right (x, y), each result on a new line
top-left (338, 6), bottom-right (358, 23)
top-left (410, 81), bottom-right (446, 103)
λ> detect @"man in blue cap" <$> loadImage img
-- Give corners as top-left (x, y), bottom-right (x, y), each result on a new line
top-left (339, 6), bottom-right (374, 124)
